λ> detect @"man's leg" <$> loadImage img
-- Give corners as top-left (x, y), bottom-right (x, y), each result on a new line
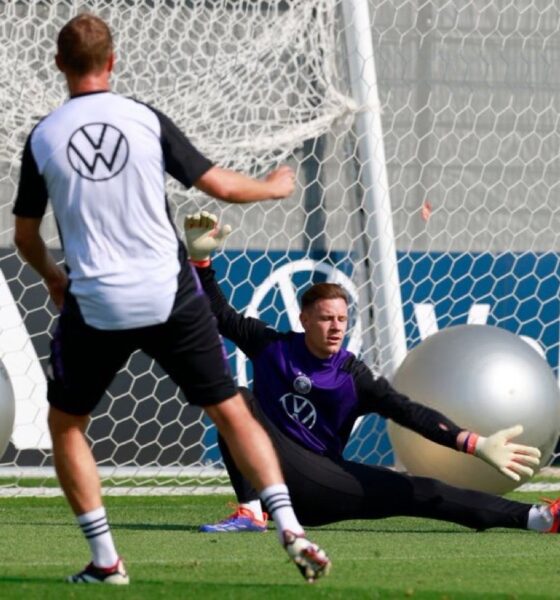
top-left (200, 388), bottom-right (266, 532)
top-left (206, 395), bottom-right (284, 492)
top-left (204, 393), bottom-right (330, 581)
top-left (48, 406), bottom-right (127, 580)
top-left (241, 407), bottom-right (536, 532)
top-left (199, 387), bottom-right (557, 536)
top-left (206, 394), bottom-right (308, 533)
top-left (47, 303), bottom-right (131, 584)
top-left (48, 406), bottom-right (102, 514)
top-left (198, 432), bottom-right (265, 532)
top-left (146, 290), bottom-right (331, 582)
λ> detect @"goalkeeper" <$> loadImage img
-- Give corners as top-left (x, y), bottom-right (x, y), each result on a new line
top-left (185, 212), bottom-right (560, 535)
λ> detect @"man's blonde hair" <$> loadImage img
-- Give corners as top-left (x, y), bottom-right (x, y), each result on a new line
top-left (57, 13), bottom-right (113, 75)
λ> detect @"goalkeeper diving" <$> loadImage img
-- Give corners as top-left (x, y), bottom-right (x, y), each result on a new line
top-left (186, 212), bottom-right (560, 536)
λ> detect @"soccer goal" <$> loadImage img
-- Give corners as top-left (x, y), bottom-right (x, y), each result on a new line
top-left (0, 0), bottom-right (559, 495)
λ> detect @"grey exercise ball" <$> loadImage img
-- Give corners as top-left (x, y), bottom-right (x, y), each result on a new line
top-left (0, 359), bottom-right (15, 460)
top-left (388, 324), bottom-right (560, 494)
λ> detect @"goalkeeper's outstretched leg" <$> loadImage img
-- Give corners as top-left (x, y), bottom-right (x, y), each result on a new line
top-left (205, 388), bottom-right (559, 535)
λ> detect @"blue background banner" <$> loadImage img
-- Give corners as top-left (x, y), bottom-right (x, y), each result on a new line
top-left (2, 248), bottom-right (559, 466)
top-left (399, 251), bottom-right (560, 374)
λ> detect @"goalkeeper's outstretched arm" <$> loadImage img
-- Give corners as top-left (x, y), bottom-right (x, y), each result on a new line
top-left (183, 211), bottom-right (272, 358)
top-left (353, 358), bottom-right (541, 482)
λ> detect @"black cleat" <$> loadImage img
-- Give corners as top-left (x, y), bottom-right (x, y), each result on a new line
top-left (67, 558), bottom-right (129, 584)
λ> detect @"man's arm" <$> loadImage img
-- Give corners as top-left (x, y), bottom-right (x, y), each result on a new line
top-left (185, 212), bottom-right (277, 357)
top-left (153, 105), bottom-right (295, 203)
top-left (351, 358), bottom-right (540, 481)
top-left (14, 216), bottom-right (68, 309)
top-left (195, 264), bottom-right (273, 357)
top-left (13, 134), bottom-right (68, 310)
top-left (351, 359), bottom-right (464, 448)
top-left (195, 165), bottom-right (295, 204)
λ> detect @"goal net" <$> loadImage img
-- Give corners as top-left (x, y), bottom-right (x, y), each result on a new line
top-left (0, 0), bottom-right (559, 494)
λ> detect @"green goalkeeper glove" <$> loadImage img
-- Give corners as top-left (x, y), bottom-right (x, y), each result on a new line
top-left (184, 211), bottom-right (232, 265)
top-left (464, 424), bottom-right (541, 481)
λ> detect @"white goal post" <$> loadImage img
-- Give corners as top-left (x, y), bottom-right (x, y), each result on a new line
top-left (0, 0), bottom-right (559, 493)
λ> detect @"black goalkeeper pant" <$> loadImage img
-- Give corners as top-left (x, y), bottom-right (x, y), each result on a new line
top-left (219, 388), bottom-right (531, 530)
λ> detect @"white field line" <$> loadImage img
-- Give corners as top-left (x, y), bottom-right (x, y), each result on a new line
top-left (0, 485), bottom-right (234, 497)
top-left (0, 466), bottom-right (228, 477)
top-left (2, 466), bottom-right (560, 497)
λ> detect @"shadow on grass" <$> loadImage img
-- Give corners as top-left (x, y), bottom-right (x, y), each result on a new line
top-left (312, 523), bottom-right (528, 534)
top-left (0, 519), bottom-right (200, 532)
top-left (0, 576), bottom-right (64, 584)
top-left (0, 577), bottom-right (353, 600)
top-left (0, 517), bottom-right (529, 537)
top-left (114, 522), bottom-right (199, 532)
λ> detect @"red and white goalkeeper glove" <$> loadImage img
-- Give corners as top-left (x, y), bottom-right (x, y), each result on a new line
top-left (463, 424), bottom-right (541, 481)
top-left (184, 211), bottom-right (232, 266)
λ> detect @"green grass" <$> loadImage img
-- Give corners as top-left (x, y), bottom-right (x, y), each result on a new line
top-left (0, 493), bottom-right (558, 599)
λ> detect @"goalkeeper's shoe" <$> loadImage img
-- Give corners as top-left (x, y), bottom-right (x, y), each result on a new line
top-left (199, 506), bottom-right (268, 533)
top-left (283, 530), bottom-right (331, 583)
top-left (542, 497), bottom-right (560, 533)
top-left (67, 558), bottom-right (129, 584)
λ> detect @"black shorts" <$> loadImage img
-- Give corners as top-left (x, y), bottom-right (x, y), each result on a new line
top-left (48, 283), bottom-right (236, 416)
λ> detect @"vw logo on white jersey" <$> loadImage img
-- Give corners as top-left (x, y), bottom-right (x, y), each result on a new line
top-left (279, 393), bottom-right (317, 429)
top-left (67, 123), bottom-right (129, 181)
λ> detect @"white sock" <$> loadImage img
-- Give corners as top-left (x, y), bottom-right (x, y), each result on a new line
top-left (527, 504), bottom-right (554, 532)
top-left (259, 484), bottom-right (304, 543)
top-left (77, 506), bottom-right (119, 568)
top-left (241, 500), bottom-right (264, 521)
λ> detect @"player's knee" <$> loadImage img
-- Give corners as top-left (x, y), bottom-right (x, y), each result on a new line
top-left (237, 386), bottom-right (252, 403)
top-left (237, 386), bottom-right (259, 414)
top-left (47, 405), bottom-right (89, 436)
top-left (47, 376), bottom-right (97, 423)
top-left (47, 379), bottom-right (89, 437)
top-left (205, 391), bottom-right (252, 431)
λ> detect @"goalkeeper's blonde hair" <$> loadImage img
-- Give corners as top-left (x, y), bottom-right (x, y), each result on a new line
top-left (301, 284), bottom-right (348, 311)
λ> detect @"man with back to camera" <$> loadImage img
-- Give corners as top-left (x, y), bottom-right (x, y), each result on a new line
top-left (12, 13), bottom-right (330, 585)
top-left (184, 212), bottom-right (560, 536)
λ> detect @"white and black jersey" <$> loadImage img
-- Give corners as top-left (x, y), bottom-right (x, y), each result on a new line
top-left (14, 91), bottom-right (212, 330)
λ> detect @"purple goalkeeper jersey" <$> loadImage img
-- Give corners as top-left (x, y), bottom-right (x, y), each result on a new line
top-left (252, 332), bottom-right (359, 455)
top-left (196, 266), bottom-right (462, 458)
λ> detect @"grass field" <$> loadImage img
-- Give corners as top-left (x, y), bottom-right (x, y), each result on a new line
top-left (1, 492), bottom-right (559, 599)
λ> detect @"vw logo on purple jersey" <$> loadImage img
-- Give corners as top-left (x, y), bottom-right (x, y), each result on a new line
top-left (279, 393), bottom-right (317, 429)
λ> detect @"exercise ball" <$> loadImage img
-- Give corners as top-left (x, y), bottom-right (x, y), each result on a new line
top-left (387, 324), bottom-right (560, 494)
top-left (0, 359), bottom-right (14, 460)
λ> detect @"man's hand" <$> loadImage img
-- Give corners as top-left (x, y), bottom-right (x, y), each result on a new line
top-left (194, 165), bottom-right (295, 204)
top-left (14, 216), bottom-right (68, 311)
top-left (465, 425), bottom-right (541, 481)
top-left (264, 165), bottom-right (296, 199)
top-left (184, 211), bottom-right (232, 263)
top-left (46, 268), bottom-right (68, 310)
